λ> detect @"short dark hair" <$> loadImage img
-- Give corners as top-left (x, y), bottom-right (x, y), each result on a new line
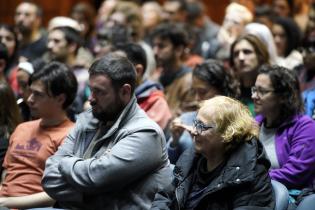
top-left (89, 53), bottom-right (136, 93)
top-left (258, 65), bottom-right (304, 120)
top-left (151, 23), bottom-right (188, 48)
top-left (52, 26), bottom-right (83, 51)
top-left (114, 43), bottom-right (147, 75)
top-left (29, 61), bottom-right (78, 109)
top-left (193, 59), bottom-right (240, 99)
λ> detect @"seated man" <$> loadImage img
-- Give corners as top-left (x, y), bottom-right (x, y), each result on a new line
top-left (42, 53), bottom-right (172, 209)
top-left (0, 62), bottom-right (78, 209)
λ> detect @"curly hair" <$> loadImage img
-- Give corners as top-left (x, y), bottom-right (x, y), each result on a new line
top-left (201, 96), bottom-right (259, 152)
top-left (193, 59), bottom-right (240, 99)
top-left (258, 65), bottom-right (304, 121)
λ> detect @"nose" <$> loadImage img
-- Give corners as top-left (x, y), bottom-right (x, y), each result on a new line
top-left (88, 92), bottom-right (96, 104)
top-left (251, 90), bottom-right (259, 100)
top-left (27, 93), bottom-right (34, 105)
top-left (238, 51), bottom-right (244, 60)
top-left (153, 46), bottom-right (159, 57)
top-left (47, 40), bottom-right (53, 50)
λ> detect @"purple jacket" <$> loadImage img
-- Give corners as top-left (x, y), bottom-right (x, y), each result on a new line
top-left (256, 114), bottom-right (315, 189)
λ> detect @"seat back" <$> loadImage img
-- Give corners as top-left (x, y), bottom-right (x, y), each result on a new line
top-left (271, 180), bottom-right (289, 210)
top-left (296, 194), bottom-right (315, 210)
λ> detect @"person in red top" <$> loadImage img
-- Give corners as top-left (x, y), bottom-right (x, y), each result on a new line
top-left (0, 61), bottom-right (77, 209)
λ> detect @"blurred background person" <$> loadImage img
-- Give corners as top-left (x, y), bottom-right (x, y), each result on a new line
top-left (244, 22), bottom-right (279, 65)
top-left (0, 42), bottom-right (9, 82)
top-left (230, 34), bottom-right (270, 115)
top-left (271, 16), bottom-right (303, 69)
top-left (0, 81), bottom-right (21, 175)
top-left (14, 2), bottom-right (47, 61)
top-left (216, 2), bottom-right (253, 60)
top-left (141, 1), bottom-right (163, 43)
top-left (167, 59), bottom-right (240, 164)
top-left (70, 2), bottom-right (96, 51)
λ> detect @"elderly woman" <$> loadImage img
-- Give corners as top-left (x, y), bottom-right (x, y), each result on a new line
top-left (252, 65), bottom-right (315, 190)
top-left (152, 96), bottom-right (275, 210)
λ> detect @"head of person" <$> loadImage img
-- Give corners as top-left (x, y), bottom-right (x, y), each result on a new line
top-left (252, 65), bottom-right (303, 124)
top-left (192, 96), bottom-right (259, 157)
top-left (186, 1), bottom-right (206, 28)
top-left (14, 1), bottom-right (42, 36)
top-left (273, 0), bottom-right (294, 17)
top-left (114, 43), bottom-right (147, 86)
top-left (47, 26), bottom-right (82, 63)
top-left (0, 24), bottom-right (18, 66)
top-left (94, 24), bottom-right (131, 58)
top-left (230, 34), bottom-right (269, 75)
top-left (0, 81), bottom-right (21, 137)
top-left (0, 42), bottom-right (9, 80)
top-left (254, 5), bottom-right (274, 29)
top-left (151, 23), bottom-right (188, 69)
top-left (141, 1), bottom-right (163, 32)
top-left (163, 0), bottom-right (187, 23)
top-left (28, 62), bottom-right (78, 119)
top-left (304, 4), bottom-right (315, 45)
top-left (108, 1), bottom-right (143, 42)
top-left (70, 2), bottom-right (96, 40)
top-left (272, 16), bottom-right (301, 57)
top-left (222, 2), bottom-right (253, 38)
top-left (16, 61), bottom-right (34, 102)
top-left (88, 53), bottom-right (136, 122)
top-left (192, 59), bottom-right (240, 102)
top-left (244, 22), bottom-right (278, 64)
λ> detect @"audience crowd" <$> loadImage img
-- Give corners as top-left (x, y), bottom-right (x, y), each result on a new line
top-left (0, 0), bottom-right (315, 209)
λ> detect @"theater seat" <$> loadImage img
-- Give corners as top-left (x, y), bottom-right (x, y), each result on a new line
top-left (296, 194), bottom-right (315, 210)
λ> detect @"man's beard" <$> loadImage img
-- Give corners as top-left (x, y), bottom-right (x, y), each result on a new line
top-left (91, 98), bottom-right (125, 122)
top-left (16, 23), bottom-right (31, 37)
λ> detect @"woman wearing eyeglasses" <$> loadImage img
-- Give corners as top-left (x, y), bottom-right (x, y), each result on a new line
top-left (252, 65), bottom-right (315, 191)
top-left (151, 96), bottom-right (275, 210)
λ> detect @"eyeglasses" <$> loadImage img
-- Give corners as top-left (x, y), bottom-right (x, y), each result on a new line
top-left (193, 119), bottom-right (215, 135)
top-left (251, 86), bottom-right (274, 97)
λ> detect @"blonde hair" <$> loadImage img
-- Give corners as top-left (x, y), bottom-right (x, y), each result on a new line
top-left (201, 96), bottom-right (258, 152)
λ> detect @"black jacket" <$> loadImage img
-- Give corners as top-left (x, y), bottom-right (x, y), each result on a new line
top-left (151, 139), bottom-right (275, 210)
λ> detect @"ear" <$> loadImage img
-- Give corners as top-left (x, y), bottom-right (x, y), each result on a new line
top-left (175, 45), bottom-right (184, 59)
top-left (119, 84), bottom-right (132, 102)
top-left (135, 64), bottom-right (144, 78)
top-left (68, 43), bottom-right (78, 54)
top-left (55, 93), bottom-right (66, 108)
